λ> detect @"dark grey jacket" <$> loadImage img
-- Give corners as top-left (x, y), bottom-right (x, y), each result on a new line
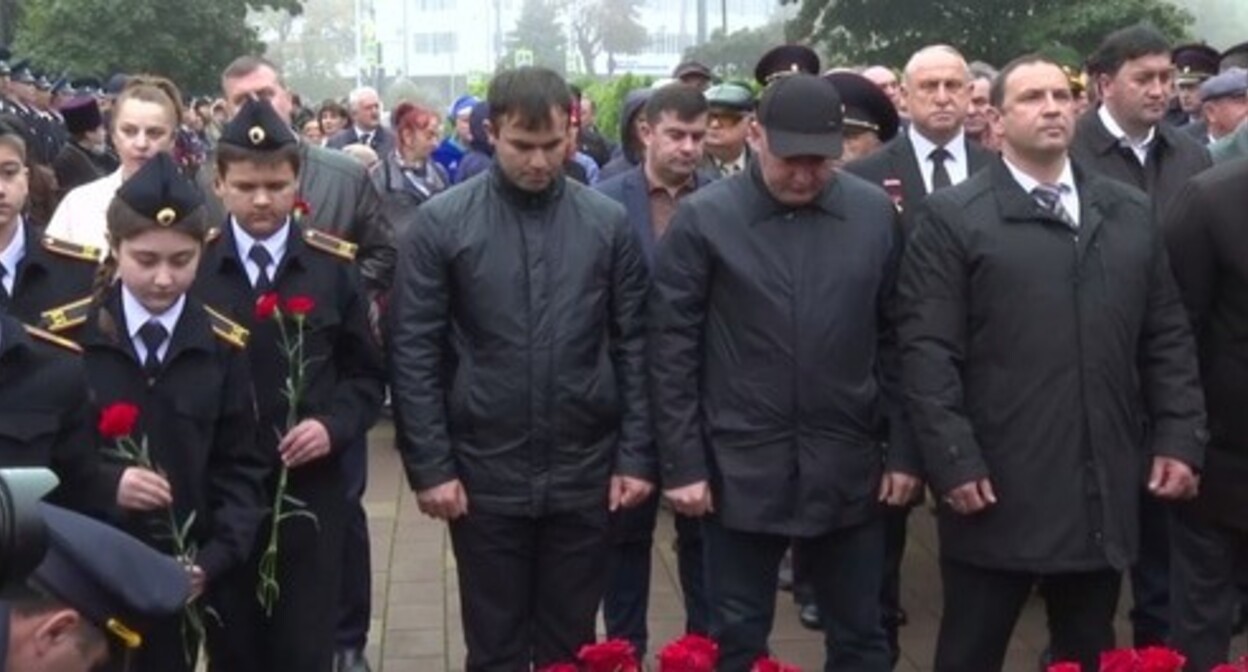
top-left (650, 164), bottom-right (916, 537)
top-left (199, 142), bottom-right (396, 293)
top-left (899, 157), bottom-right (1207, 573)
top-left (1070, 108), bottom-right (1212, 217)
top-left (388, 166), bottom-right (652, 516)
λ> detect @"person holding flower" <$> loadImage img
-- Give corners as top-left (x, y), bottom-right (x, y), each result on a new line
top-left (66, 151), bottom-right (267, 672)
top-left (191, 97), bottom-right (385, 672)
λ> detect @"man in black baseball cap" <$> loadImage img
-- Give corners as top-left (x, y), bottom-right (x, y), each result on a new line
top-left (672, 60), bottom-right (716, 91)
top-left (650, 71), bottom-right (915, 670)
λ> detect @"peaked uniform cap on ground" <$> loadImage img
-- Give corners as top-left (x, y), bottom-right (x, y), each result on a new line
top-left (219, 97), bottom-right (297, 150)
top-left (114, 152), bottom-right (204, 228)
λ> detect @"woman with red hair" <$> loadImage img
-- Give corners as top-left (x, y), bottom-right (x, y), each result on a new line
top-left (371, 102), bottom-right (449, 237)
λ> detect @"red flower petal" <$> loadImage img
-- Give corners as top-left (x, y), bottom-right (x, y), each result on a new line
top-left (255, 292), bottom-right (280, 321)
top-left (98, 402), bottom-right (140, 439)
top-left (284, 295), bottom-right (316, 316)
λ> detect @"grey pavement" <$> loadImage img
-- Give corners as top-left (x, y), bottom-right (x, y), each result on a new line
top-left (362, 421), bottom-right (1247, 671)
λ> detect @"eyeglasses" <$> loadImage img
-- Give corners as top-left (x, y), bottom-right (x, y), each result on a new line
top-left (708, 111), bottom-right (745, 127)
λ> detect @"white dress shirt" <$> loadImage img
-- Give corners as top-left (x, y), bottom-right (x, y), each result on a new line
top-left (121, 285), bottom-right (185, 365)
top-left (231, 218), bottom-right (290, 289)
top-left (45, 170), bottom-right (125, 251)
top-left (909, 126), bottom-right (970, 194)
top-left (1003, 156), bottom-right (1081, 228)
top-left (1097, 105), bottom-right (1155, 166)
top-left (0, 217), bottom-right (26, 295)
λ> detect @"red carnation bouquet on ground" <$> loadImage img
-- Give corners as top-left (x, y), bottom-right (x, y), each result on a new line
top-left (658, 634), bottom-right (719, 672)
top-left (98, 402), bottom-right (208, 665)
top-left (254, 293), bottom-right (321, 616)
top-left (536, 635), bottom-right (800, 671)
top-left (1214, 656), bottom-right (1248, 671)
top-left (1048, 646), bottom-right (1186, 672)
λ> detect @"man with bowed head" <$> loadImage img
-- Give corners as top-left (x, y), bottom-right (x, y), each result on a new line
top-left (389, 66), bottom-right (653, 671)
top-left (897, 55), bottom-right (1205, 671)
top-left (650, 72), bottom-right (919, 671)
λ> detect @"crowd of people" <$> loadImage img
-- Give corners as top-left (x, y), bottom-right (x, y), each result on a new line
top-left (4, 17), bottom-right (1248, 672)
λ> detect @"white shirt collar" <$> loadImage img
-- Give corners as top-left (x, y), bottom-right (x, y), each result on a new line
top-left (1097, 105), bottom-right (1155, 165)
top-left (1002, 155), bottom-right (1081, 227)
top-left (121, 284), bottom-right (185, 363)
top-left (908, 126), bottom-right (969, 193)
top-left (0, 218), bottom-right (27, 294)
top-left (231, 218), bottom-right (291, 285)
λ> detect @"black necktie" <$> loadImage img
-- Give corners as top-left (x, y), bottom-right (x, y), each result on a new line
top-left (361, 131), bottom-right (373, 147)
top-left (248, 244), bottom-right (274, 293)
top-left (0, 265), bottom-right (9, 308)
top-left (1032, 184), bottom-right (1078, 230)
top-left (929, 147), bottom-right (952, 192)
top-left (138, 320), bottom-right (168, 379)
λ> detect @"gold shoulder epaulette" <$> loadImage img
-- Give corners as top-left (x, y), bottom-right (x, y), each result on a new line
top-left (42, 235), bottom-right (104, 263)
top-left (24, 324), bottom-right (83, 353)
top-left (39, 296), bottom-right (92, 333)
top-left (203, 304), bottom-right (249, 349)
top-left (303, 229), bottom-right (357, 262)
top-left (205, 227), bottom-right (222, 244)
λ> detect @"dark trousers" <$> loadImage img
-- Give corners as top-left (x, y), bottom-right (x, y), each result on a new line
top-left (881, 506), bottom-right (910, 664)
top-left (206, 464), bottom-right (348, 672)
top-left (449, 506), bottom-right (609, 672)
top-left (336, 433), bottom-right (372, 651)
top-left (703, 516), bottom-right (890, 672)
top-left (933, 559), bottom-right (1120, 672)
top-left (1170, 506), bottom-right (1248, 672)
top-left (1131, 491), bottom-right (1171, 646)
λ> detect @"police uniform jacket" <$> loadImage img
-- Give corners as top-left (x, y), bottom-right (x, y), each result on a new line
top-left (7, 220), bottom-right (98, 326)
top-left (192, 222), bottom-right (385, 476)
top-left (650, 164), bottom-right (916, 537)
top-left (0, 312), bottom-right (119, 514)
top-left (898, 157), bottom-right (1207, 573)
top-left (72, 288), bottom-right (266, 580)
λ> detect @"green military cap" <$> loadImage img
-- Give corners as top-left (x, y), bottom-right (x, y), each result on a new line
top-left (704, 82), bottom-right (755, 111)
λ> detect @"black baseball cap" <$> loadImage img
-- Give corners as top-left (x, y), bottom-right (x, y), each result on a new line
top-left (757, 74), bottom-right (843, 159)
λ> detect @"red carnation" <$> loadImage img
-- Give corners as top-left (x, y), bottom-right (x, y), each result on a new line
top-left (751, 657), bottom-right (801, 672)
top-left (1046, 663), bottom-right (1081, 672)
top-left (292, 198), bottom-right (312, 222)
top-left (255, 292), bottom-right (280, 321)
top-left (98, 402), bottom-right (140, 439)
top-left (284, 296), bottom-right (316, 317)
top-left (1138, 646), bottom-right (1186, 672)
top-left (658, 634), bottom-right (719, 672)
top-left (578, 639), bottom-right (639, 672)
top-left (1100, 649), bottom-right (1139, 672)
top-left (535, 665), bottom-right (578, 672)
top-left (1212, 665), bottom-right (1245, 672)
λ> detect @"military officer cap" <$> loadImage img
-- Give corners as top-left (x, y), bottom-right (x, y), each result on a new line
top-left (823, 71), bottom-right (899, 143)
top-left (28, 503), bottom-right (190, 654)
top-left (1222, 41), bottom-right (1248, 73)
top-left (114, 152), bottom-right (205, 229)
top-left (754, 44), bottom-right (822, 88)
top-left (1200, 67), bottom-right (1248, 102)
top-left (72, 77), bottom-right (103, 96)
top-left (220, 97), bottom-right (298, 150)
top-left (1173, 43), bottom-right (1220, 83)
top-left (704, 82), bottom-right (755, 111)
top-left (35, 73), bottom-right (52, 92)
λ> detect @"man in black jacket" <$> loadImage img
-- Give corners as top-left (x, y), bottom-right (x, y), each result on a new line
top-left (651, 73), bottom-right (919, 672)
top-left (389, 67), bottom-right (653, 672)
top-left (899, 55), bottom-right (1206, 671)
top-left (1069, 24), bottom-right (1212, 648)
top-left (1163, 154), bottom-right (1248, 671)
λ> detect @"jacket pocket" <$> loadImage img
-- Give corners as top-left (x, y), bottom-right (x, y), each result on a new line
top-left (0, 411), bottom-right (59, 445)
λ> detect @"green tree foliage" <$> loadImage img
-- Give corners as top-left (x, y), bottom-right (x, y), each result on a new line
top-left (572, 0), bottom-right (649, 76)
top-left (503, 0), bottom-right (567, 75)
top-left (683, 21), bottom-right (786, 81)
top-left (785, 0), bottom-right (1194, 67)
top-left (15, 0), bottom-right (303, 95)
top-left (253, 0), bottom-right (356, 103)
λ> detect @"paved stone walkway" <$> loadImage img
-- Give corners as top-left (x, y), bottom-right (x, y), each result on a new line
top-left (362, 421), bottom-right (1246, 671)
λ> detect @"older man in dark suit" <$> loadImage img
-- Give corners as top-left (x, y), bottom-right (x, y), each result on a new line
top-left (326, 86), bottom-right (396, 158)
top-left (595, 83), bottom-right (715, 658)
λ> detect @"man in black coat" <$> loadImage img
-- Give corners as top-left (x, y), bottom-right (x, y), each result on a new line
top-left (841, 44), bottom-right (992, 659)
top-left (1068, 24), bottom-right (1212, 647)
top-left (898, 55), bottom-right (1206, 671)
top-left (389, 67), bottom-right (653, 672)
top-left (651, 74), bottom-right (919, 672)
top-left (1163, 155), bottom-right (1248, 671)
top-left (844, 44), bottom-right (995, 233)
